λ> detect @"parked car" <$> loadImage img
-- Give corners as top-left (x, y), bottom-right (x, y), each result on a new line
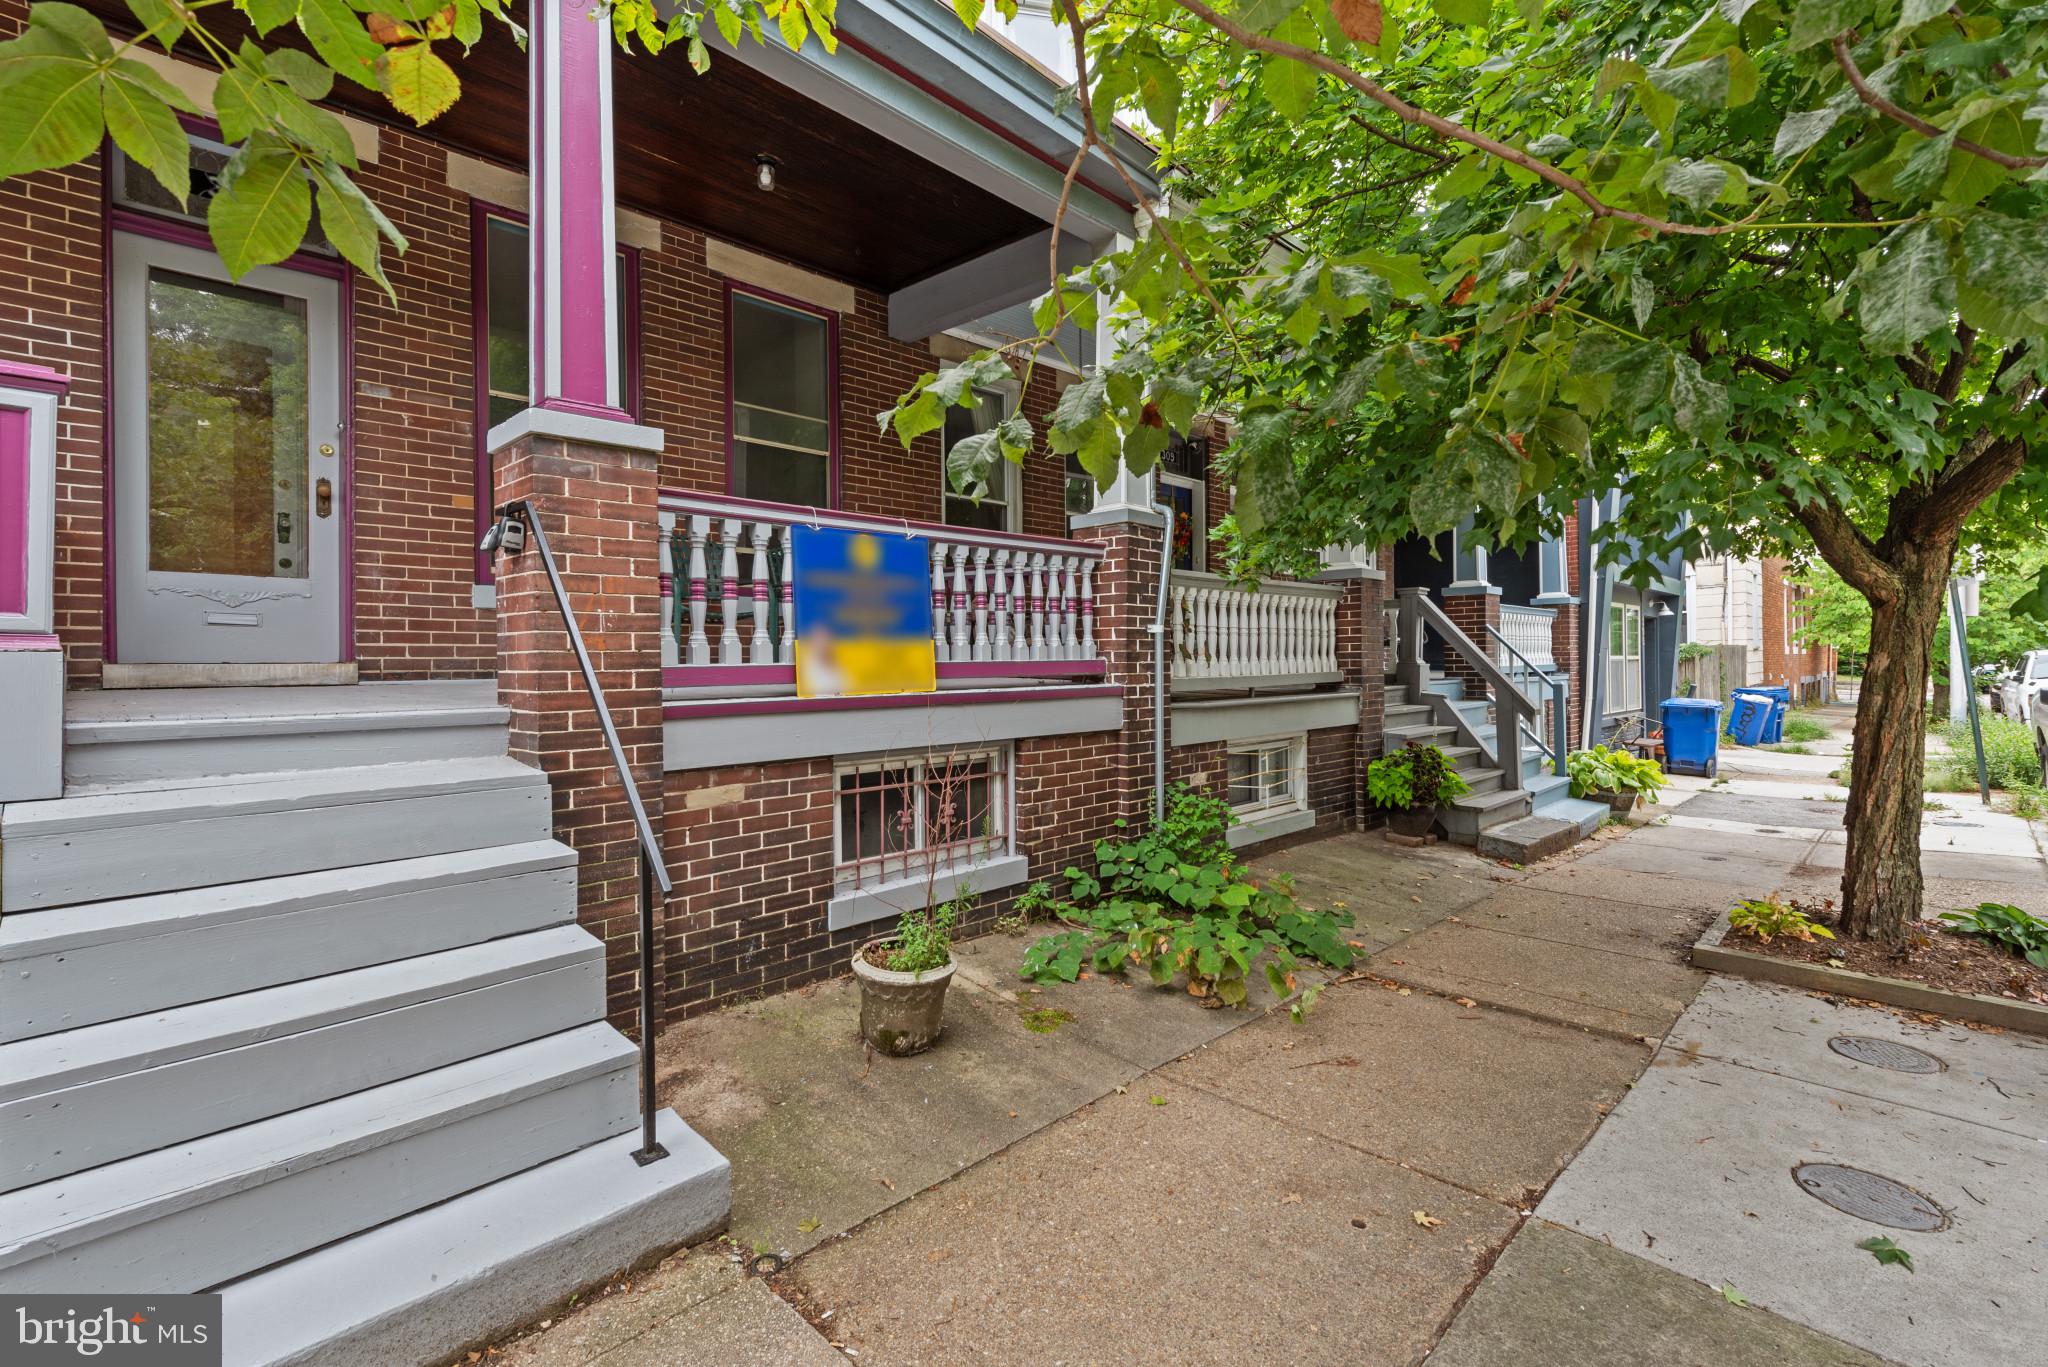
top-left (2028, 656), bottom-right (2048, 786)
top-left (1981, 664), bottom-right (2012, 714)
top-left (2003, 650), bottom-right (2048, 720)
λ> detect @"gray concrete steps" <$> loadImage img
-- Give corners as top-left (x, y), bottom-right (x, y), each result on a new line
top-left (1442, 786), bottom-right (1533, 845)
top-left (62, 682), bottom-right (508, 787)
top-left (1383, 723), bottom-right (1456, 749)
top-left (0, 757), bottom-right (554, 912)
top-left (219, 1110), bottom-right (731, 1367)
top-left (0, 1024), bottom-right (638, 1295)
top-left (0, 926), bottom-right (606, 1190)
top-left (1455, 766), bottom-right (1505, 797)
top-left (0, 840), bottom-right (577, 1042)
top-left (1383, 702), bottom-right (1434, 729)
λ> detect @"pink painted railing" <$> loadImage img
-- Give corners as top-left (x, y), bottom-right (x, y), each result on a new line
top-left (657, 491), bottom-right (1106, 688)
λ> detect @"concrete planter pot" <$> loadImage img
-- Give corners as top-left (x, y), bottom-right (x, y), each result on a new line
top-left (851, 947), bottom-right (956, 1057)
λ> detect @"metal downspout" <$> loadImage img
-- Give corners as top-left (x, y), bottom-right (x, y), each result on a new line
top-left (1151, 501), bottom-right (1175, 823)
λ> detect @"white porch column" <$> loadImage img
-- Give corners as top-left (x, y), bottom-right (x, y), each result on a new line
top-left (529, 0), bottom-right (627, 421)
top-left (0, 360), bottom-right (69, 800)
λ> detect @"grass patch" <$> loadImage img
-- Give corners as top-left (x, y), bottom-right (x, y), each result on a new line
top-left (1781, 715), bottom-right (1832, 743)
top-left (1767, 743), bottom-right (1813, 755)
top-left (1931, 716), bottom-right (2042, 792)
top-left (1018, 1007), bottom-right (1075, 1034)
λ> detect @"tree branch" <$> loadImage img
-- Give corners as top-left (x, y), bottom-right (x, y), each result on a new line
top-left (1344, 113), bottom-right (1451, 165)
top-left (1934, 323), bottom-right (1975, 403)
top-left (1832, 33), bottom-right (2048, 170)
top-left (1171, 0), bottom-right (1777, 239)
top-left (1776, 474), bottom-right (1897, 602)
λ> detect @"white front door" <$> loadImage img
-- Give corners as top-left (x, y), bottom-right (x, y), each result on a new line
top-left (111, 233), bottom-right (344, 665)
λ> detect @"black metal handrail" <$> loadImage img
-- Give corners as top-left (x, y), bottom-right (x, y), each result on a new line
top-left (486, 498), bottom-right (671, 1167)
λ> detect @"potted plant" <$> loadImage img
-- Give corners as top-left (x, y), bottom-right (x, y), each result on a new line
top-left (1367, 742), bottom-right (1471, 840)
top-left (851, 891), bottom-right (962, 1056)
top-left (1565, 744), bottom-right (1669, 815)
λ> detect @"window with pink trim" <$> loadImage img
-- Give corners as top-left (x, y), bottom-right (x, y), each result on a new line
top-left (474, 207), bottom-right (638, 580)
top-left (727, 286), bottom-right (836, 508)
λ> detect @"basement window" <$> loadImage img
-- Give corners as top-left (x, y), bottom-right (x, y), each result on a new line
top-left (835, 748), bottom-right (1010, 888)
top-left (1226, 736), bottom-right (1305, 819)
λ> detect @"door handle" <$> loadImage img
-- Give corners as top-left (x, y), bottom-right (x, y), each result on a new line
top-left (316, 478), bottom-right (333, 518)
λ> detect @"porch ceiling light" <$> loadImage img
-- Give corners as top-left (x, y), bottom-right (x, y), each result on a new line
top-left (1646, 599), bottom-right (1674, 618)
top-left (754, 154), bottom-right (779, 192)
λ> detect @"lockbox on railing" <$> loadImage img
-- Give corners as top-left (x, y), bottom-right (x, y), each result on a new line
top-left (1659, 697), bottom-right (1721, 777)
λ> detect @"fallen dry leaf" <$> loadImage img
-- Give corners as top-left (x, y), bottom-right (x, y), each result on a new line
top-left (1396, 987), bottom-right (1412, 997)
top-left (1281, 1192), bottom-right (1303, 1205)
top-left (1455, 997), bottom-right (1477, 1008)
top-left (879, 1176), bottom-right (896, 1191)
top-left (1413, 1210), bottom-right (1444, 1229)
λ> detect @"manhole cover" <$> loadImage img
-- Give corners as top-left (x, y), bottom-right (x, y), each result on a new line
top-left (1792, 1163), bottom-right (1948, 1231)
top-left (1828, 1035), bottom-right (1943, 1073)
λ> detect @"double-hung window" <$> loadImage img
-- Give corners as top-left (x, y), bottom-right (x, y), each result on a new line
top-left (941, 384), bottom-right (1021, 531)
top-left (729, 290), bottom-right (834, 507)
top-left (835, 749), bottom-right (1009, 888)
top-left (1226, 737), bottom-right (1304, 819)
top-left (1607, 602), bottom-right (1643, 713)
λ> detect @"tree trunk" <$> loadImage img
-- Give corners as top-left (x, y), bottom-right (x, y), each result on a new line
top-left (1838, 554), bottom-right (1949, 948)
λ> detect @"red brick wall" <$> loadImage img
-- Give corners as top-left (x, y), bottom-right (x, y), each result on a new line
top-left (0, 0), bottom-right (106, 686)
top-left (1759, 557), bottom-right (1834, 700)
top-left (348, 132), bottom-right (493, 678)
top-left (659, 733), bottom-right (1115, 1019)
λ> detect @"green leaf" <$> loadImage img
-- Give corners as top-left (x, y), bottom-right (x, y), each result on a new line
top-left (299, 0), bottom-right (384, 90)
top-left (1433, 154), bottom-right (1495, 202)
top-left (1135, 51), bottom-right (1182, 142)
top-left (712, 1), bottom-right (743, 46)
top-left (1431, 0), bottom-right (1491, 27)
top-left (1773, 107), bottom-right (1840, 162)
top-left (1667, 356), bottom-right (1729, 439)
top-left (1856, 222), bottom-right (1955, 355)
top-left (380, 42), bottom-right (460, 124)
top-left (1647, 53), bottom-right (1730, 109)
top-left (208, 138), bottom-right (312, 277)
top-left (1787, 0), bottom-right (1860, 51)
top-left (122, 0), bottom-right (187, 51)
top-left (1629, 269), bottom-right (1655, 328)
top-left (1661, 158), bottom-right (1729, 212)
top-left (1891, 130), bottom-right (1954, 202)
top-left (245, 0), bottom-right (300, 33)
top-left (102, 65), bottom-right (190, 207)
top-left (265, 46), bottom-right (336, 100)
top-left (1960, 213), bottom-right (2048, 311)
top-left (1260, 39), bottom-right (1318, 121)
top-left (0, 49), bottom-right (105, 177)
top-left (30, 3), bottom-right (113, 59)
top-left (1048, 368), bottom-right (1123, 489)
top-left (944, 427), bottom-right (1001, 499)
top-left (1717, 1284), bottom-right (1748, 1306)
top-left (952, 0), bottom-right (985, 26)
top-left (312, 157), bottom-right (403, 297)
top-left (107, 55), bottom-right (200, 114)
top-left (777, 0), bottom-right (809, 51)
top-left (1891, 0), bottom-right (1946, 34)
top-left (1857, 1236), bottom-right (1915, 1272)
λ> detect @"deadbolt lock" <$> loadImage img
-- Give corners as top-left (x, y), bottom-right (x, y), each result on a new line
top-left (318, 443), bottom-right (335, 456)
top-left (316, 478), bottom-right (333, 518)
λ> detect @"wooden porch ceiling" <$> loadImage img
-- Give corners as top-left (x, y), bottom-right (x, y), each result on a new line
top-left (95, 6), bottom-right (1049, 292)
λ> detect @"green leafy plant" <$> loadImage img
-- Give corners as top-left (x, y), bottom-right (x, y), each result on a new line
top-left (882, 886), bottom-right (963, 977)
top-left (1366, 742), bottom-right (1470, 811)
top-left (1729, 896), bottom-right (1837, 945)
top-left (1858, 1236), bottom-right (1915, 1273)
top-left (1565, 745), bottom-right (1669, 803)
top-left (1017, 785), bottom-right (1353, 1021)
top-left (1938, 902), bottom-right (2048, 969)
top-left (1933, 717), bottom-right (2043, 793)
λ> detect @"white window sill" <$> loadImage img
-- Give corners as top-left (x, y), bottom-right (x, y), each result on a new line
top-left (1225, 807), bottom-right (1315, 849)
top-left (826, 853), bottom-right (1029, 933)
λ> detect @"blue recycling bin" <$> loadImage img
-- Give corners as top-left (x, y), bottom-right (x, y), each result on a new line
top-left (1755, 686), bottom-right (1792, 743)
top-left (1727, 690), bottom-right (1773, 747)
top-left (1660, 697), bottom-right (1722, 777)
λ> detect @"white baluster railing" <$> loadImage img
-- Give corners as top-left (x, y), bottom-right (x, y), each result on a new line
top-left (1170, 571), bottom-right (1343, 694)
top-left (1497, 603), bottom-right (1558, 669)
top-left (657, 491), bottom-right (1108, 684)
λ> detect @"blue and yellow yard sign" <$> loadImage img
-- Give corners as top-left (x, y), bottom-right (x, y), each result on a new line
top-left (790, 526), bottom-right (937, 698)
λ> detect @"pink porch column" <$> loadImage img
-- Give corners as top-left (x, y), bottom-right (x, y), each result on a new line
top-left (0, 360), bottom-right (70, 801)
top-left (491, 2), bottom-right (668, 1027)
top-left (530, 0), bottom-right (628, 421)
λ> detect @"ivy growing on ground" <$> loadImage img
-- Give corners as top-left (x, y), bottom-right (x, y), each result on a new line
top-left (1017, 785), bottom-right (1355, 1020)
